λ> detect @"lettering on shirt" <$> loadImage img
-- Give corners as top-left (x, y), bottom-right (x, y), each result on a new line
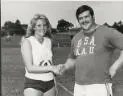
top-left (75, 36), bottom-right (96, 56)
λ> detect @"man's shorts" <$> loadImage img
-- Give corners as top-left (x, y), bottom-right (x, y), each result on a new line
top-left (74, 83), bottom-right (112, 96)
top-left (24, 77), bottom-right (55, 93)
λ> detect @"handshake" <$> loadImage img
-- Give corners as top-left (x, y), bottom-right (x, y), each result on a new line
top-left (51, 64), bottom-right (66, 75)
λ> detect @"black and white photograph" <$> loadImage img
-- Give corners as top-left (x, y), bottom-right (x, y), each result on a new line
top-left (1, 1), bottom-right (123, 96)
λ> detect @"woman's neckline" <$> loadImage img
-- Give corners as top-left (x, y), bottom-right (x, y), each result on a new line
top-left (32, 36), bottom-right (45, 45)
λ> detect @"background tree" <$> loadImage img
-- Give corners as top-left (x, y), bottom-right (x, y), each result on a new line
top-left (112, 21), bottom-right (123, 34)
top-left (1, 19), bottom-right (26, 36)
top-left (51, 28), bottom-right (58, 34)
top-left (57, 19), bottom-right (74, 32)
top-left (117, 21), bottom-right (123, 33)
top-left (103, 22), bottom-right (111, 27)
top-left (14, 19), bottom-right (25, 35)
top-left (1, 27), bottom-right (6, 36)
top-left (3, 21), bottom-right (15, 36)
top-left (103, 21), bottom-right (123, 34)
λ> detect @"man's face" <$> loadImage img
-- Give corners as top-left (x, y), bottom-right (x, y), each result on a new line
top-left (78, 10), bottom-right (95, 31)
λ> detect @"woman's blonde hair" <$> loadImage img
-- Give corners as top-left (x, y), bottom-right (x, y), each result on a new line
top-left (25, 14), bottom-right (52, 39)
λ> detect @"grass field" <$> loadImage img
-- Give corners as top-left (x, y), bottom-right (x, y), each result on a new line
top-left (2, 36), bottom-right (123, 96)
top-left (1, 36), bottom-right (74, 96)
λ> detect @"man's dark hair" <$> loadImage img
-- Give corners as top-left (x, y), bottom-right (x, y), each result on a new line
top-left (76, 5), bottom-right (94, 20)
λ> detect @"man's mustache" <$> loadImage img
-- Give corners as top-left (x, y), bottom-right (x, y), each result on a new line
top-left (82, 21), bottom-right (89, 25)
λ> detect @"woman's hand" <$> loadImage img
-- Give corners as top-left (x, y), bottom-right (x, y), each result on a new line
top-left (51, 64), bottom-right (65, 75)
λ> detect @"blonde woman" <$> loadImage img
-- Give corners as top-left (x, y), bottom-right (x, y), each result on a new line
top-left (21, 14), bottom-right (61, 96)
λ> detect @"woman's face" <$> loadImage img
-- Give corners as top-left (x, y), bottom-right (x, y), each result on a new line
top-left (34, 19), bottom-right (47, 37)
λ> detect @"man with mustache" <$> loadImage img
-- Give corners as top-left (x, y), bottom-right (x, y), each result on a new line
top-left (59, 5), bottom-right (123, 96)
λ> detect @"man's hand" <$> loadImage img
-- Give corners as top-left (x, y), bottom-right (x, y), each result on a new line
top-left (51, 64), bottom-right (65, 75)
top-left (109, 50), bottom-right (123, 78)
top-left (58, 64), bottom-right (66, 75)
top-left (109, 65), bottom-right (117, 78)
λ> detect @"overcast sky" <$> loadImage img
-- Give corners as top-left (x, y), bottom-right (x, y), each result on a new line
top-left (1, 1), bottom-right (123, 28)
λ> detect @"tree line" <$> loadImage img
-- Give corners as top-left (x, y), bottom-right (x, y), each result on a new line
top-left (1, 19), bottom-right (123, 37)
top-left (104, 21), bottom-right (123, 34)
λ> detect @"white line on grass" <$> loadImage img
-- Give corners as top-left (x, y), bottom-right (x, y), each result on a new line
top-left (57, 82), bottom-right (73, 96)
